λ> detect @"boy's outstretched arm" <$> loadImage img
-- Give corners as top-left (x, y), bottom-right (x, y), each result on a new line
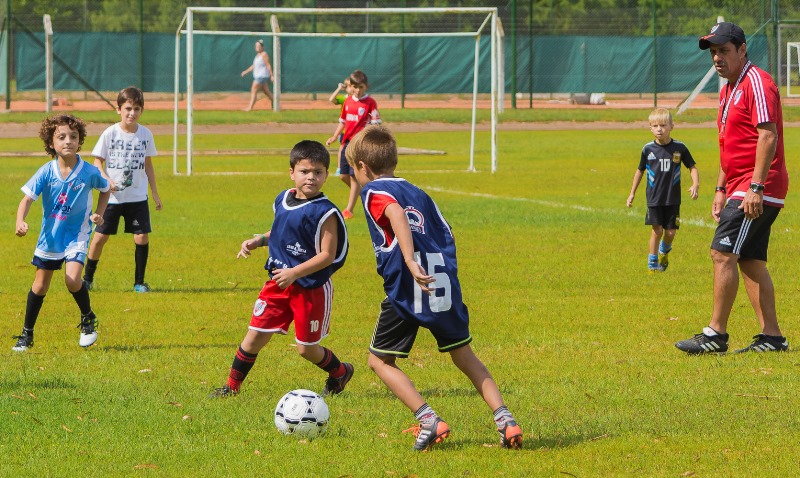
top-left (15, 196), bottom-right (33, 237)
top-left (238, 231), bottom-right (271, 259)
top-left (328, 83), bottom-right (344, 104)
top-left (627, 169), bottom-right (644, 208)
top-left (384, 202), bottom-right (434, 294)
top-left (91, 191), bottom-right (110, 226)
top-left (326, 123), bottom-right (345, 146)
top-left (688, 165), bottom-right (700, 200)
top-left (271, 214), bottom-right (338, 289)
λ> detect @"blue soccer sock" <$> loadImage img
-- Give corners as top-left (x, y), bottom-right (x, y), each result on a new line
top-left (659, 241), bottom-right (672, 255)
top-left (648, 254), bottom-right (659, 269)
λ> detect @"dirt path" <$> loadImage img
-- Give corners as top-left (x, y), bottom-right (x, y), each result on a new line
top-left (0, 120), bottom-right (723, 139)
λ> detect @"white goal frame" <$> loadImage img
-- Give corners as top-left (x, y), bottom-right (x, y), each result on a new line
top-left (787, 41), bottom-right (800, 98)
top-left (173, 6), bottom-right (501, 176)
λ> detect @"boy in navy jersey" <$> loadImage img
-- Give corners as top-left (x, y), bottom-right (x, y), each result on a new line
top-left (627, 108), bottom-right (699, 272)
top-left (345, 126), bottom-right (522, 451)
top-left (12, 114), bottom-right (110, 351)
top-left (211, 140), bottom-right (353, 398)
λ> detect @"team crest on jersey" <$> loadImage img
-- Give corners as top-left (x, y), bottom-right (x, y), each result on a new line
top-left (70, 180), bottom-right (85, 191)
top-left (404, 206), bottom-right (425, 234)
top-left (672, 151), bottom-right (681, 163)
top-left (253, 299), bottom-right (267, 316)
top-left (358, 107), bottom-right (366, 117)
top-left (286, 242), bottom-right (307, 256)
top-left (734, 90), bottom-right (743, 106)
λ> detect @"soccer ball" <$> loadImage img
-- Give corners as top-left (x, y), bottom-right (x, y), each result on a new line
top-left (274, 389), bottom-right (329, 440)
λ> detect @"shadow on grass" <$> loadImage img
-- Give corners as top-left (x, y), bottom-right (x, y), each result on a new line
top-left (100, 342), bottom-right (237, 352)
top-left (0, 376), bottom-right (76, 391)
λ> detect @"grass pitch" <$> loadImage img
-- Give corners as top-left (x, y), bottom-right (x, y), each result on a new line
top-left (2, 124), bottom-right (800, 477)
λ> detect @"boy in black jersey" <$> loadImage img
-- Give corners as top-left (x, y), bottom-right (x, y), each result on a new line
top-left (627, 108), bottom-right (699, 272)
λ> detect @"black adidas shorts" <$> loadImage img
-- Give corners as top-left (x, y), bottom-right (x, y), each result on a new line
top-left (711, 199), bottom-right (780, 261)
top-left (95, 200), bottom-right (152, 235)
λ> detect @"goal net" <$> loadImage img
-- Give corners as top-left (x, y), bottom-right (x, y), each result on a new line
top-left (173, 6), bottom-right (502, 175)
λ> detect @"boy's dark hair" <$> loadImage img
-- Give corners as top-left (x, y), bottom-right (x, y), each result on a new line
top-left (39, 114), bottom-right (87, 157)
top-left (117, 86), bottom-right (145, 108)
top-left (345, 125), bottom-right (397, 174)
top-left (349, 70), bottom-right (368, 86)
top-left (290, 140), bottom-right (331, 169)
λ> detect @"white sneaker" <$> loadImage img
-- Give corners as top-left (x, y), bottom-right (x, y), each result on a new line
top-left (78, 312), bottom-right (98, 347)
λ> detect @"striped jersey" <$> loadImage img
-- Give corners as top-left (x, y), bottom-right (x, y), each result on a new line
top-left (21, 156), bottom-right (110, 260)
top-left (361, 177), bottom-right (468, 327)
top-left (717, 62), bottom-right (788, 207)
top-left (637, 139), bottom-right (696, 207)
top-left (265, 189), bottom-right (348, 289)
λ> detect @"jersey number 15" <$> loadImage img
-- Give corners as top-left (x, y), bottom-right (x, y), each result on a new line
top-left (413, 251), bottom-right (452, 313)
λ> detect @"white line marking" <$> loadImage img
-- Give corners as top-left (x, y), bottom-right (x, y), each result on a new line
top-left (423, 186), bottom-right (717, 229)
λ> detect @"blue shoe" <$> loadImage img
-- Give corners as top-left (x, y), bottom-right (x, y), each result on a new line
top-left (134, 283), bottom-right (151, 293)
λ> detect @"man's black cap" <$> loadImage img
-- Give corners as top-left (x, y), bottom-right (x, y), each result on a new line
top-left (699, 22), bottom-right (746, 50)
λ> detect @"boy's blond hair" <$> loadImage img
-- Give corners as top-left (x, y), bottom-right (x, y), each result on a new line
top-left (648, 107), bottom-right (673, 125)
top-left (345, 125), bottom-right (397, 175)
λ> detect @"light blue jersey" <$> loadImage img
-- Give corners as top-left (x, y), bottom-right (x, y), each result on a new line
top-left (21, 156), bottom-right (109, 261)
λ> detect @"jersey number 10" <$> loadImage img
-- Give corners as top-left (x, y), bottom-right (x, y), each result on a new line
top-left (413, 252), bottom-right (452, 313)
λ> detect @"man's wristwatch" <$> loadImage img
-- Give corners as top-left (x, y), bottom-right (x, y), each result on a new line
top-left (749, 182), bottom-right (765, 193)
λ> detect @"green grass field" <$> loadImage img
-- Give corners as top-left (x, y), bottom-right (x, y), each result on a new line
top-left (2, 116), bottom-right (800, 477)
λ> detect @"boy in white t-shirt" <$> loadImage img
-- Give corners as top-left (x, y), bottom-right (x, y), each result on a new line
top-left (83, 86), bottom-right (162, 293)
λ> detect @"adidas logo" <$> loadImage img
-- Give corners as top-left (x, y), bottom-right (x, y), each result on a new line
top-left (719, 236), bottom-right (732, 246)
top-left (132, 220), bottom-right (140, 226)
top-left (700, 341), bottom-right (724, 352)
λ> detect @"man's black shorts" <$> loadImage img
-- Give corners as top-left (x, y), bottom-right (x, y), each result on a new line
top-left (711, 199), bottom-right (780, 261)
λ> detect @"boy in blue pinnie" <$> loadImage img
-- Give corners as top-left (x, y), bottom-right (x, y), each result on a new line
top-left (12, 114), bottom-right (110, 352)
top-left (627, 108), bottom-right (699, 272)
top-left (211, 140), bottom-right (353, 398)
top-left (345, 126), bottom-right (522, 451)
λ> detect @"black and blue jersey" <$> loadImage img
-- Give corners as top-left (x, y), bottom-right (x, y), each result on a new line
top-left (638, 139), bottom-right (696, 206)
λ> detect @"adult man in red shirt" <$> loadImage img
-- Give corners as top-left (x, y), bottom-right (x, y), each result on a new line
top-left (676, 22), bottom-right (789, 354)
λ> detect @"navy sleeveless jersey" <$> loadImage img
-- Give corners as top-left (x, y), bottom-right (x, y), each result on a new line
top-left (637, 139), bottom-right (696, 207)
top-left (361, 178), bottom-right (468, 327)
top-left (265, 189), bottom-right (348, 289)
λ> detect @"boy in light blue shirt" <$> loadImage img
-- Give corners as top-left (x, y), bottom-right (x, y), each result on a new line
top-left (12, 114), bottom-right (110, 352)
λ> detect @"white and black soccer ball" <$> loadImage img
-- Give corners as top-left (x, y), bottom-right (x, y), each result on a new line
top-left (274, 389), bottom-right (329, 440)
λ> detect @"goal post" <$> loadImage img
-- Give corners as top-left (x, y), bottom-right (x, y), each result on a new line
top-left (174, 6), bottom-right (501, 176)
top-left (787, 41), bottom-right (800, 98)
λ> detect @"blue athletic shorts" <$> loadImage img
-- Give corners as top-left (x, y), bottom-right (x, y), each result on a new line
top-left (338, 142), bottom-right (354, 176)
top-left (32, 251), bottom-right (86, 270)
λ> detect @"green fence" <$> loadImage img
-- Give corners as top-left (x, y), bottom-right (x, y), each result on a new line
top-left (12, 32), bottom-right (769, 95)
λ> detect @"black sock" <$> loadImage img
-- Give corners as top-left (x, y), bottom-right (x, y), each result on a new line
top-left (83, 258), bottom-right (99, 282)
top-left (134, 243), bottom-right (149, 285)
top-left (70, 283), bottom-right (92, 316)
top-left (227, 346), bottom-right (258, 391)
top-left (315, 347), bottom-right (344, 377)
top-left (24, 290), bottom-right (46, 330)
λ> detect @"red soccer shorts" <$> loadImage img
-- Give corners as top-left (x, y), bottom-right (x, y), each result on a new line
top-left (249, 279), bottom-right (333, 345)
